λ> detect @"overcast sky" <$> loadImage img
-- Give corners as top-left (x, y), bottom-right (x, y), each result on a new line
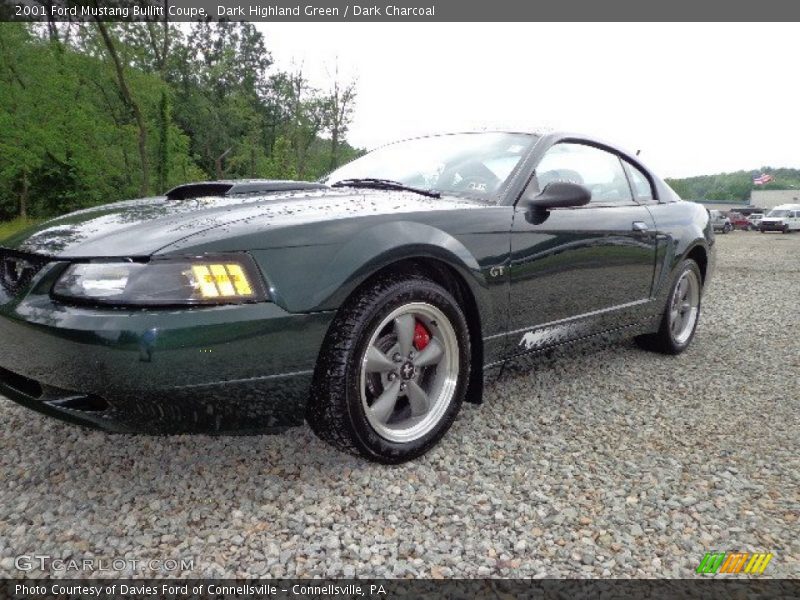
top-left (256, 22), bottom-right (799, 179)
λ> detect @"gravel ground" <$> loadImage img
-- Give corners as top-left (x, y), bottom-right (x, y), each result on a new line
top-left (1, 232), bottom-right (798, 579)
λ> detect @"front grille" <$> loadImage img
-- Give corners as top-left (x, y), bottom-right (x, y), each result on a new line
top-left (0, 248), bottom-right (51, 296)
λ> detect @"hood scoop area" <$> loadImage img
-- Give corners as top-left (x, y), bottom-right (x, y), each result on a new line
top-left (165, 179), bottom-right (328, 200)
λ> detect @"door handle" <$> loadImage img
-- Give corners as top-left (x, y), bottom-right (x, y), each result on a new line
top-left (632, 221), bottom-right (649, 233)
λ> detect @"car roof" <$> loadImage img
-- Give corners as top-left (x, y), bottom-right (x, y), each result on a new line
top-left (380, 129), bottom-right (643, 164)
top-left (390, 129), bottom-right (610, 142)
top-left (372, 130), bottom-right (542, 149)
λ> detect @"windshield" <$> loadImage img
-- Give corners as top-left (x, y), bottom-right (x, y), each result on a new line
top-left (323, 132), bottom-right (537, 200)
top-left (767, 209), bottom-right (790, 217)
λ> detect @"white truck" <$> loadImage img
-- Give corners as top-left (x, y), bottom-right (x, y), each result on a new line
top-left (759, 204), bottom-right (800, 233)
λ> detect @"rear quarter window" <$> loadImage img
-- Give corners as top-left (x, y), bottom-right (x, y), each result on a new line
top-left (622, 160), bottom-right (654, 201)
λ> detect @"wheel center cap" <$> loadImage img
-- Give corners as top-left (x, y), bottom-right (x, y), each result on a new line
top-left (400, 361), bottom-right (415, 381)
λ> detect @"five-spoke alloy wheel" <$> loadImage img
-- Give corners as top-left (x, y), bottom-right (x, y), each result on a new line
top-left (307, 274), bottom-right (470, 463)
top-left (636, 258), bottom-right (704, 355)
top-left (360, 302), bottom-right (459, 444)
top-left (668, 269), bottom-right (701, 346)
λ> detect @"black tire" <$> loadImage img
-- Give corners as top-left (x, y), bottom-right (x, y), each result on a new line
top-left (723, 224), bottom-right (731, 234)
top-left (307, 274), bottom-right (471, 463)
top-left (760, 228), bottom-right (765, 233)
top-left (636, 259), bottom-right (703, 355)
top-left (783, 225), bottom-right (790, 234)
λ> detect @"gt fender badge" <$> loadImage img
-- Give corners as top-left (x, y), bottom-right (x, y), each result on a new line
top-left (489, 265), bottom-right (505, 278)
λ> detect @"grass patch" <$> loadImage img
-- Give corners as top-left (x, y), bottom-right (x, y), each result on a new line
top-left (0, 217), bottom-right (42, 242)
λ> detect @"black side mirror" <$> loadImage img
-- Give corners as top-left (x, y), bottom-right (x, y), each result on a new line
top-left (526, 181), bottom-right (592, 210)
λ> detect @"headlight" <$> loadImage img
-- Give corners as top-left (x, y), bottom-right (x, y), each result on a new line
top-left (52, 255), bottom-right (267, 306)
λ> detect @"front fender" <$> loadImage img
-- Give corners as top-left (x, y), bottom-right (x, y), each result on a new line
top-left (251, 221), bottom-right (489, 314)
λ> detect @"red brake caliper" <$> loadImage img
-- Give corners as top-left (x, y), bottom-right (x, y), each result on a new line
top-left (413, 321), bottom-right (431, 351)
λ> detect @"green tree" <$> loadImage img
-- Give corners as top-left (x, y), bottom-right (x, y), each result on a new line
top-left (667, 167), bottom-right (800, 202)
top-left (262, 136), bottom-right (298, 179)
top-left (325, 65), bottom-right (357, 171)
top-left (93, 18), bottom-right (151, 196)
top-left (0, 21), bottom-right (361, 222)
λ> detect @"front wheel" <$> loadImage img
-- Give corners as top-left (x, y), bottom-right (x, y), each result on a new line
top-left (723, 224), bottom-right (732, 234)
top-left (783, 225), bottom-right (791, 234)
top-left (636, 259), bottom-right (703, 355)
top-left (307, 274), bottom-right (471, 463)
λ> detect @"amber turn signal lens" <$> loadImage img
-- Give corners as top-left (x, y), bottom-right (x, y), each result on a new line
top-left (190, 264), bottom-right (255, 299)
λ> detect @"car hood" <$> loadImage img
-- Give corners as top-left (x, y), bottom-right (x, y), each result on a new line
top-left (1, 188), bottom-right (478, 258)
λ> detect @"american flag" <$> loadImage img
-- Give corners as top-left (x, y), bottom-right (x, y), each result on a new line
top-left (753, 173), bottom-right (774, 185)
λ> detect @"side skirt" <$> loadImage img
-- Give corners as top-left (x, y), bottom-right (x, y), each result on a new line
top-left (486, 316), bottom-right (659, 380)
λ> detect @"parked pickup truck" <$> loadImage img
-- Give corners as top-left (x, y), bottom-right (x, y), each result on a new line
top-left (760, 204), bottom-right (800, 233)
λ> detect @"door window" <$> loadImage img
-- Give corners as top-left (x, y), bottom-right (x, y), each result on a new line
top-left (535, 143), bottom-right (633, 205)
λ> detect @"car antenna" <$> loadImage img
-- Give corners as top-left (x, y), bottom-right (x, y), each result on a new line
top-left (636, 149), bottom-right (641, 156)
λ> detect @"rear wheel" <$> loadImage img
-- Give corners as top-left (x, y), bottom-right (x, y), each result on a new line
top-left (636, 259), bottom-right (703, 355)
top-left (723, 223), bottom-right (732, 234)
top-left (307, 274), bottom-right (470, 463)
top-left (783, 225), bottom-right (790, 234)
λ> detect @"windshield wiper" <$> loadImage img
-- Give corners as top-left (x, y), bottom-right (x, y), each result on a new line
top-left (331, 178), bottom-right (441, 199)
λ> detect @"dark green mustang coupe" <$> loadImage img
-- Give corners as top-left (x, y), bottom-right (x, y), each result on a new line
top-left (0, 131), bottom-right (714, 462)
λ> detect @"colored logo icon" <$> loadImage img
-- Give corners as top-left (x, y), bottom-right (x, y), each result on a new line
top-left (696, 552), bottom-right (774, 575)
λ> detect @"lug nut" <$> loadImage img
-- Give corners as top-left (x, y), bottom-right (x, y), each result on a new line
top-left (393, 353), bottom-right (402, 362)
top-left (388, 372), bottom-right (397, 381)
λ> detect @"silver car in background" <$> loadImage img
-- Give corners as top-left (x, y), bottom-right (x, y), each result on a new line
top-left (708, 209), bottom-right (732, 234)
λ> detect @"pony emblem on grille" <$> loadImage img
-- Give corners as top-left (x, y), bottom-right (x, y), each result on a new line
top-left (0, 251), bottom-right (48, 295)
top-left (4, 257), bottom-right (33, 283)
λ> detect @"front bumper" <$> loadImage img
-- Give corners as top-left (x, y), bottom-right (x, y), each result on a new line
top-left (0, 264), bottom-right (334, 433)
top-left (760, 221), bottom-right (786, 231)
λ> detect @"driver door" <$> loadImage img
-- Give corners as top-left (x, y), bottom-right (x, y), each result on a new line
top-left (507, 142), bottom-right (658, 354)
